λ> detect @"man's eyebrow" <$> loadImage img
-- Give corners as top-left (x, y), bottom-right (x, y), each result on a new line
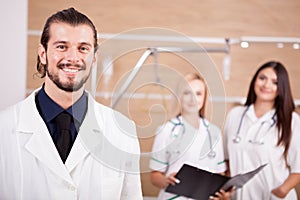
top-left (52, 41), bottom-right (93, 46)
top-left (79, 42), bottom-right (93, 47)
top-left (52, 41), bottom-right (67, 45)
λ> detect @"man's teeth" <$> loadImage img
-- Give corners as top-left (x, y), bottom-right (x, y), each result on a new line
top-left (62, 68), bottom-right (79, 73)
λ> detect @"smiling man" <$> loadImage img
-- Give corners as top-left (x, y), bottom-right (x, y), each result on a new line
top-left (0, 8), bottom-right (142, 199)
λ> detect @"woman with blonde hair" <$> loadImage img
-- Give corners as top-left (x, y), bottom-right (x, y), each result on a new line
top-left (150, 73), bottom-right (232, 200)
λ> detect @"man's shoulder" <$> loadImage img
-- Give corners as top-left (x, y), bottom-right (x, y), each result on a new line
top-left (0, 101), bottom-right (23, 120)
top-left (0, 93), bottom-right (36, 126)
top-left (91, 99), bottom-right (135, 133)
top-left (93, 99), bottom-right (131, 119)
top-left (0, 101), bottom-right (25, 131)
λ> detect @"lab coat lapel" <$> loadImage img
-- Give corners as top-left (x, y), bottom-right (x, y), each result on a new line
top-left (65, 96), bottom-right (103, 172)
top-left (246, 105), bottom-right (275, 123)
top-left (17, 91), bottom-right (73, 183)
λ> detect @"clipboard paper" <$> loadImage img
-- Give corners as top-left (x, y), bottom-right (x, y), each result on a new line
top-left (166, 164), bottom-right (267, 200)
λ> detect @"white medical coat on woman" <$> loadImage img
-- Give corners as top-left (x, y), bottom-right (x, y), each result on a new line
top-left (150, 116), bottom-right (226, 200)
top-left (0, 89), bottom-right (142, 200)
top-left (224, 105), bottom-right (300, 200)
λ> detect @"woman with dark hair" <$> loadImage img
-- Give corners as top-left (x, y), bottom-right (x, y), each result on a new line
top-left (224, 61), bottom-right (300, 199)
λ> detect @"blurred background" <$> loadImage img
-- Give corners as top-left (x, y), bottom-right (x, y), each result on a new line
top-left (1, 0), bottom-right (300, 198)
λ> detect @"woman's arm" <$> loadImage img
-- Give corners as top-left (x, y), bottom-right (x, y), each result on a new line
top-left (224, 160), bottom-right (231, 177)
top-left (271, 173), bottom-right (300, 198)
top-left (209, 160), bottom-right (234, 200)
top-left (150, 171), bottom-right (178, 189)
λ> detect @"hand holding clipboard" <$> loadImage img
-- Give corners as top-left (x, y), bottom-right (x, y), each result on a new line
top-left (166, 163), bottom-right (267, 200)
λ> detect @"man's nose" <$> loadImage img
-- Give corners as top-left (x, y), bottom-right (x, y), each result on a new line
top-left (65, 47), bottom-right (80, 62)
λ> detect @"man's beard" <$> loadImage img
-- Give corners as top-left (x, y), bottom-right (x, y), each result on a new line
top-left (46, 63), bottom-right (91, 92)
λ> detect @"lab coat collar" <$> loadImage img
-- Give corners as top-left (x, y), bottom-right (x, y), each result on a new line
top-left (179, 116), bottom-right (208, 132)
top-left (246, 104), bottom-right (276, 123)
top-left (16, 89), bottom-right (73, 183)
top-left (16, 89), bottom-right (103, 184)
top-left (65, 94), bottom-right (103, 172)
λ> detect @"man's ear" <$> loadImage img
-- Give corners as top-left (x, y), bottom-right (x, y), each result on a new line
top-left (38, 44), bottom-right (47, 65)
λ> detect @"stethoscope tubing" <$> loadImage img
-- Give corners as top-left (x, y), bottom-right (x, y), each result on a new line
top-left (170, 116), bottom-right (216, 158)
top-left (233, 106), bottom-right (276, 144)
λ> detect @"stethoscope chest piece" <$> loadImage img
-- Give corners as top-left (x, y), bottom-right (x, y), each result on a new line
top-left (233, 135), bottom-right (241, 143)
top-left (208, 150), bottom-right (216, 158)
top-left (232, 107), bottom-right (248, 144)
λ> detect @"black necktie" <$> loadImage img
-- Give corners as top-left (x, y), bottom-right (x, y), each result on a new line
top-left (55, 112), bottom-right (72, 163)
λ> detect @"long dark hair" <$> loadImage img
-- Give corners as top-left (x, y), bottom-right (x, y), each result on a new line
top-left (245, 61), bottom-right (295, 161)
top-left (36, 7), bottom-right (98, 78)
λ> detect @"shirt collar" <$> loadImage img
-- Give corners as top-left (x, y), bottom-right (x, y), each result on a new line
top-left (36, 85), bottom-right (88, 124)
top-left (179, 115), bottom-right (206, 132)
top-left (66, 93), bottom-right (88, 124)
top-left (246, 104), bottom-right (276, 122)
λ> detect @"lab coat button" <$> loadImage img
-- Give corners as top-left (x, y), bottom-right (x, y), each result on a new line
top-left (69, 185), bottom-right (76, 191)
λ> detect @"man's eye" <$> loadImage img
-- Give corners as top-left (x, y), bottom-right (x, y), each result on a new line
top-left (79, 46), bottom-right (89, 52)
top-left (57, 45), bottom-right (66, 50)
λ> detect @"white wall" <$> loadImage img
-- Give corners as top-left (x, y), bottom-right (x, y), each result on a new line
top-left (0, 0), bottom-right (27, 110)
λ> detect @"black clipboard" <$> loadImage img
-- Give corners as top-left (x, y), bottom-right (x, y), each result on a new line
top-left (166, 163), bottom-right (267, 200)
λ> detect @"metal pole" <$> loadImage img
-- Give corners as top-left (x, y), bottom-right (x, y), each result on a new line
top-left (111, 45), bottom-right (230, 108)
top-left (155, 46), bottom-right (229, 53)
top-left (111, 49), bottom-right (153, 108)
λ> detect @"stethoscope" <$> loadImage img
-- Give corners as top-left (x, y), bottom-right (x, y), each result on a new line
top-left (233, 106), bottom-right (276, 144)
top-left (170, 116), bottom-right (216, 158)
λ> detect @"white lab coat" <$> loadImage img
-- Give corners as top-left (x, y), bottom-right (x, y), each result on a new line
top-left (150, 116), bottom-right (226, 200)
top-left (0, 89), bottom-right (143, 200)
top-left (224, 105), bottom-right (300, 200)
